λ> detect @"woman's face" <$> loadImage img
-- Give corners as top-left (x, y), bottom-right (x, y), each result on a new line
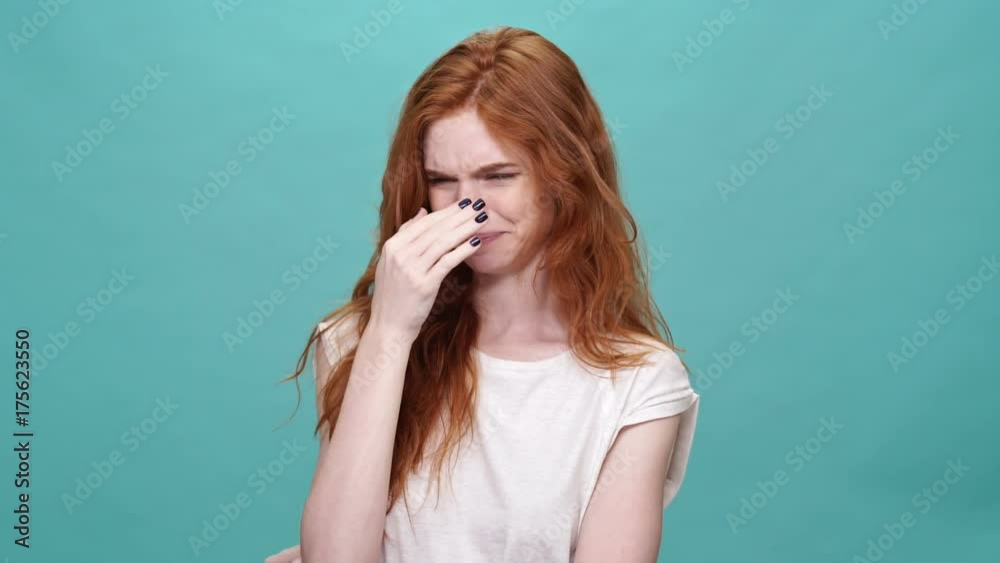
top-left (423, 108), bottom-right (553, 275)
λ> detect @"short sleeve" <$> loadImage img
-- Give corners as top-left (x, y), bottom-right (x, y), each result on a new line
top-left (315, 320), bottom-right (341, 368)
top-left (615, 347), bottom-right (700, 510)
top-left (314, 313), bottom-right (360, 376)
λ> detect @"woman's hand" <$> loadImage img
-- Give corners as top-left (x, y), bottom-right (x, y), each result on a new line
top-left (264, 544), bottom-right (301, 563)
top-left (369, 198), bottom-right (488, 341)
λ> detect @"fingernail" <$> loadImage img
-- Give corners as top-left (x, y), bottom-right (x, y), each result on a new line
top-left (470, 236), bottom-right (481, 247)
top-left (475, 211), bottom-right (488, 223)
top-left (472, 198), bottom-right (486, 211)
top-left (458, 198), bottom-right (472, 208)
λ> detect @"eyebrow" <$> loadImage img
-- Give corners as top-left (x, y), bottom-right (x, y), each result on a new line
top-left (424, 162), bottom-right (520, 178)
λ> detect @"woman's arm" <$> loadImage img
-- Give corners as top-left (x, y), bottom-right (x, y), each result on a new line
top-left (299, 321), bottom-right (413, 563)
top-left (298, 201), bottom-right (489, 562)
top-left (572, 415), bottom-right (682, 563)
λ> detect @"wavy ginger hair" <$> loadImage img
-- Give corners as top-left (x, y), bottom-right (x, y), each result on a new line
top-left (284, 25), bottom-right (679, 523)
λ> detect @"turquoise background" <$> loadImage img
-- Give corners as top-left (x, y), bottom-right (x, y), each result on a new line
top-left (2, 0), bottom-right (997, 561)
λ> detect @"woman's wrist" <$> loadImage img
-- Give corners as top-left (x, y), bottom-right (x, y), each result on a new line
top-left (364, 319), bottom-right (417, 351)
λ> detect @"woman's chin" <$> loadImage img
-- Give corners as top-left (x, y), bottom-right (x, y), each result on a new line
top-left (465, 253), bottom-right (507, 275)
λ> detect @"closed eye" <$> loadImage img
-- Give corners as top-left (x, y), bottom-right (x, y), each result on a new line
top-left (486, 173), bottom-right (518, 181)
top-left (427, 173), bottom-right (519, 185)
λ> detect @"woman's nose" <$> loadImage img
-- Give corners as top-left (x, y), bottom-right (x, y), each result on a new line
top-left (456, 181), bottom-right (477, 205)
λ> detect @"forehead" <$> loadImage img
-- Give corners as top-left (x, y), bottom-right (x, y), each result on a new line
top-left (422, 109), bottom-right (516, 172)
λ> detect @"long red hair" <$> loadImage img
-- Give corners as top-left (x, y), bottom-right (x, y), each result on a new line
top-left (284, 25), bottom-right (679, 519)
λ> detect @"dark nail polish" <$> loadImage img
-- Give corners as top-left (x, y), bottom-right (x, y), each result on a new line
top-left (458, 198), bottom-right (472, 208)
top-left (472, 198), bottom-right (486, 211)
top-left (470, 236), bottom-right (481, 247)
top-left (475, 211), bottom-right (488, 223)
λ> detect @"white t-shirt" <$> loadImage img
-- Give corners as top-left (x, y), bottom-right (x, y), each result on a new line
top-left (268, 317), bottom-right (699, 563)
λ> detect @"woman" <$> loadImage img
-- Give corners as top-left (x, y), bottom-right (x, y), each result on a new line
top-left (268, 26), bottom-right (700, 563)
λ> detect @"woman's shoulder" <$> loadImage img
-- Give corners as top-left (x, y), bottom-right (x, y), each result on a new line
top-left (602, 332), bottom-right (693, 398)
top-left (571, 332), bottom-right (687, 390)
top-left (316, 310), bottom-right (361, 334)
top-left (608, 332), bottom-right (697, 427)
top-left (315, 310), bottom-right (363, 362)
top-left (613, 331), bottom-right (684, 370)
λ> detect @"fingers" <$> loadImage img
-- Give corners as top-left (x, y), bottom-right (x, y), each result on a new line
top-left (407, 206), bottom-right (427, 223)
top-left (412, 200), bottom-right (485, 262)
top-left (427, 228), bottom-right (484, 282)
top-left (264, 545), bottom-right (301, 563)
top-left (396, 200), bottom-right (463, 243)
top-left (395, 206), bottom-right (426, 234)
top-left (416, 204), bottom-right (488, 272)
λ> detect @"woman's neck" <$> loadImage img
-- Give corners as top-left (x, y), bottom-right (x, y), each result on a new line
top-left (472, 263), bottom-right (568, 350)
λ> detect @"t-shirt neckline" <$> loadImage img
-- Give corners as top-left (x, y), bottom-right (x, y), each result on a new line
top-left (473, 346), bottom-right (573, 371)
